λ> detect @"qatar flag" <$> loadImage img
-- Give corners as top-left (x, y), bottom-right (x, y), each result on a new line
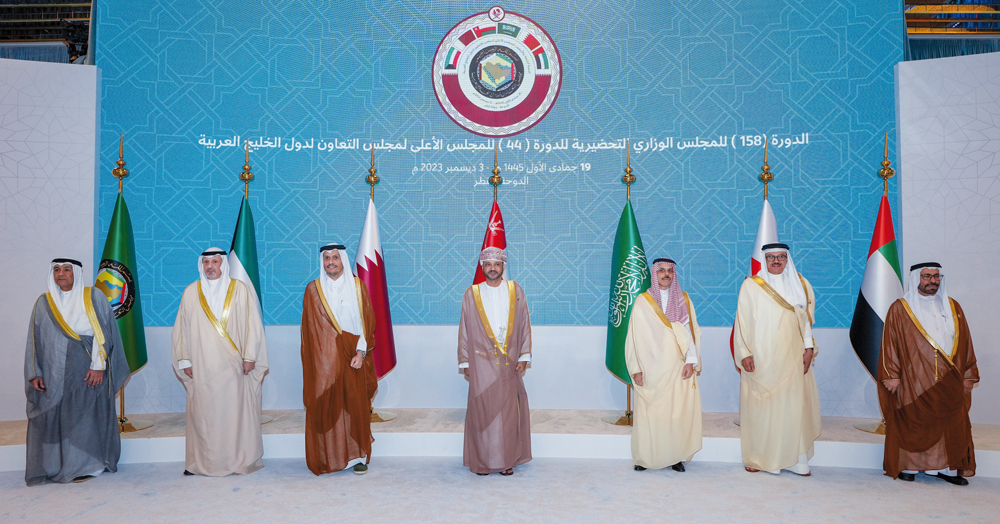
top-left (730, 199), bottom-right (779, 370)
top-left (355, 198), bottom-right (397, 379)
top-left (472, 201), bottom-right (509, 284)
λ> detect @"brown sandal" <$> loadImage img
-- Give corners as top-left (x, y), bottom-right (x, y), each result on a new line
top-left (745, 467), bottom-right (759, 473)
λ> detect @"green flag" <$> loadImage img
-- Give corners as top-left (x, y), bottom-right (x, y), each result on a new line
top-left (605, 200), bottom-right (650, 384)
top-left (228, 197), bottom-right (262, 315)
top-left (95, 193), bottom-right (147, 372)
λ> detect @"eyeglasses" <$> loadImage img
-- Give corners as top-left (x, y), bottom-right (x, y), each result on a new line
top-left (920, 274), bottom-right (942, 281)
top-left (764, 254), bottom-right (787, 262)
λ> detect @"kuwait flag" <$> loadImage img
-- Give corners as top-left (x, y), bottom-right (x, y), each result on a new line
top-left (605, 200), bottom-right (650, 384)
top-left (95, 192), bottom-right (147, 372)
top-left (229, 197), bottom-right (262, 316)
top-left (472, 201), bottom-right (509, 284)
top-left (355, 198), bottom-right (397, 379)
top-left (729, 200), bottom-right (779, 370)
top-left (849, 195), bottom-right (903, 379)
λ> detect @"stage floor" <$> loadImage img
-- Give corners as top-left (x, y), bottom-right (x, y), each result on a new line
top-left (2, 410), bottom-right (998, 476)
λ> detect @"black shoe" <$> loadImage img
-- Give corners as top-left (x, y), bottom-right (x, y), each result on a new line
top-left (897, 472), bottom-right (915, 482)
top-left (72, 475), bottom-right (93, 483)
top-left (671, 462), bottom-right (686, 472)
top-left (633, 465), bottom-right (646, 471)
top-left (183, 470), bottom-right (194, 476)
top-left (476, 473), bottom-right (488, 476)
top-left (934, 473), bottom-right (969, 486)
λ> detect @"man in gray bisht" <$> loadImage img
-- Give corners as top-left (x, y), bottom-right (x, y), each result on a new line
top-left (24, 258), bottom-right (129, 485)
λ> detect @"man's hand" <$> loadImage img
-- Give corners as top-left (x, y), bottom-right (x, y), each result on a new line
top-left (741, 356), bottom-right (755, 373)
top-left (964, 379), bottom-right (975, 394)
top-left (462, 367), bottom-right (469, 377)
top-left (242, 361), bottom-right (255, 375)
top-left (29, 377), bottom-right (45, 392)
top-left (183, 368), bottom-right (193, 379)
top-left (84, 369), bottom-right (103, 388)
top-left (883, 379), bottom-right (900, 393)
top-left (681, 364), bottom-right (695, 380)
top-left (803, 348), bottom-right (814, 374)
top-left (632, 372), bottom-right (643, 387)
top-left (350, 352), bottom-right (364, 369)
top-left (515, 361), bottom-right (526, 375)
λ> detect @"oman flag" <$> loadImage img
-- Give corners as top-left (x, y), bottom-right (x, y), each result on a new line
top-left (730, 199), bottom-right (779, 370)
top-left (849, 195), bottom-right (903, 380)
top-left (356, 198), bottom-right (397, 379)
top-left (472, 201), bottom-right (509, 284)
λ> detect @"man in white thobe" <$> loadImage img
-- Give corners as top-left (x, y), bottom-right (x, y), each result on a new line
top-left (734, 242), bottom-right (821, 476)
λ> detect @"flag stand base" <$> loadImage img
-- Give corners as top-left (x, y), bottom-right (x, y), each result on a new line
top-left (260, 415), bottom-right (273, 425)
top-left (854, 421), bottom-right (886, 435)
top-left (371, 411), bottom-right (397, 423)
top-left (601, 411), bottom-right (633, 426)
top-left (119, 416), bottom-right (153, 433)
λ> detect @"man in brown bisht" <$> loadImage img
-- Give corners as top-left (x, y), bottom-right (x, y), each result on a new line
top-left (301, 243), bottom-right (377, 475)
top-left (172, 248), bottom-right (268, 476)
top-left (879, 262), bottom-right (979, 485)
top-left (458, 246), bottom-right (532, 476)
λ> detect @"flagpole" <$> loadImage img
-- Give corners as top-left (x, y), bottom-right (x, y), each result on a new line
top-left (237, 140), bottom-right (272, 425)
top-left (490, 141), bottom-right (502, 201)
top-left (603, 139), bottom-right (635, 427)
top-left (365, 143), bottom-right (397, 423)
top-left (113, 133), bottom-right (153, 433)
top-left (760, 138), bottom-right (772, 200)
top-left (854, 131), bottom-right (894, 436)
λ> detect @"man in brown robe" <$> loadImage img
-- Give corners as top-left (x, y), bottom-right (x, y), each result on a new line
top-left (301, 243), bottom-right (377, 475)
top-left (879, 262), bottom-right (979, 485)
top-left (458, 246), bottom-right (532, 475)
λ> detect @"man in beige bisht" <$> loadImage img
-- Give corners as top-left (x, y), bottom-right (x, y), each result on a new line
top-left (626, 257), bottom-right (702, 472)
top-left (458, 246), bottom-right (532, 476)
top-left (172, 247), bottom-right (268, 476)
top-left (734, 242), bottom-right (821, 476)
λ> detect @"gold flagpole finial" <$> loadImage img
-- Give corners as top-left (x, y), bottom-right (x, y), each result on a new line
top-left (878, 131), bottom-right (895, 195)
top-left (489, 140), bottom-right (502, 201)
top-left (622, 139), bottom-right (635, 201)
top-left (759, 138), bottom-right (773, 200)
top-left (366, 141), bottom-right (379, 201)
top-left (239, 139), bottom-right (254, 198)
top-left (112, 132), bottom-right (129, 193)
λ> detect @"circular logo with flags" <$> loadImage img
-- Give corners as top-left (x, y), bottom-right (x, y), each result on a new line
top-left (95, 259), bottom-right (135, 319)
top-left (433, 7), bottom-right (562, 137)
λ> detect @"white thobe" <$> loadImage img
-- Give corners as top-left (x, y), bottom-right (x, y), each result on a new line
top-left (660, 288), bottom-right (698, 366)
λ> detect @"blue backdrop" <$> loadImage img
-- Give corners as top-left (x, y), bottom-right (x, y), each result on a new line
top-left (93, 0), bottom-right (905, 327)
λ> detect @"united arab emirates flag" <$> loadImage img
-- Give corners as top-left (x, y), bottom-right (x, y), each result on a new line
top-left (605, 201), bottom-right (650, 384)
top-left (94, 193), bottom-right (147, 372)
top-left (229, 197), bottom-right (262, 316)
top-left (850, 194), bottom-right (903, 379)
top-left (472, 201), bottom-right (509, 284)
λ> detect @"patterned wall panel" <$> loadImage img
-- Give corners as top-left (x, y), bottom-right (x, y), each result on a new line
top-left (898, 53), bottom-right (1000, 424)
top-left (0, 59), bottom-right (98, 421)
top-left (93, 0), bottom-right (905, 327)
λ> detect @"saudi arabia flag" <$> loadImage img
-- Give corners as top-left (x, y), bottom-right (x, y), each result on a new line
top-left (605, 201), bottom-right (650, 384)
top-left (95, 193), bottom-right (147, 372)
top-left (229, 197), bottom-right (262, 316)
top-left (849, 194), bottom-right (903, 380)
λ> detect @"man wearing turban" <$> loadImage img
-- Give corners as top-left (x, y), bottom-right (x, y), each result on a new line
top-left (457, 247), bottom-right (532, 475)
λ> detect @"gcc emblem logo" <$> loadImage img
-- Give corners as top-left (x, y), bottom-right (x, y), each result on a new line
top-left (433, 7), bottom-right (562, 137)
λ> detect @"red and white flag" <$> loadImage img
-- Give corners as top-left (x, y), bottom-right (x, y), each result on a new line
top-left (355, 198), bottom-right (397, 379)
top-left (730, 199), bottom-right (779, 370)
top-left (472, 201), bottom-right (510, 284)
